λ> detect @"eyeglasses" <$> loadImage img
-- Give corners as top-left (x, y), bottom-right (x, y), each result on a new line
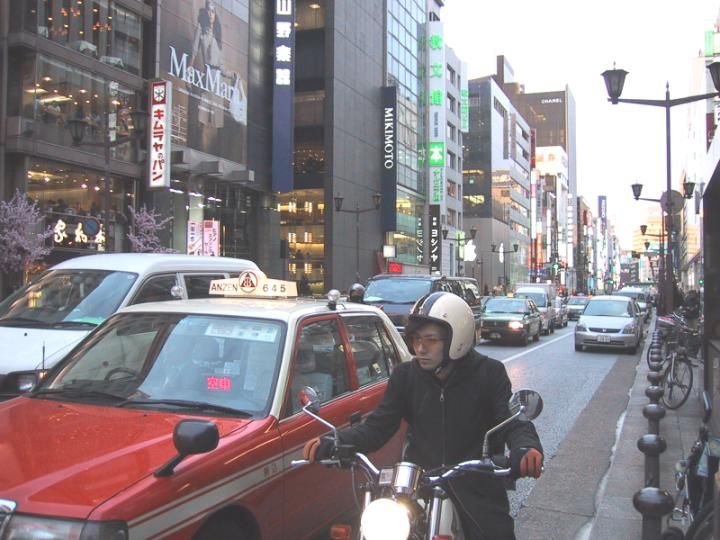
top-left (409, 334), bottom-right (444, 348)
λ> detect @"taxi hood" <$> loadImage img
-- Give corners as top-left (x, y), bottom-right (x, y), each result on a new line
top-left (0, 326), bottom-right (87, 373)
top-left (0, 398), bottom-right (251, 518)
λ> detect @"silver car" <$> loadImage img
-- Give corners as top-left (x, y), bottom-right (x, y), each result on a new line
top-left (614, 288), bottom-right (650, 322)
top-left (574, 296), bottom-right (642, 354)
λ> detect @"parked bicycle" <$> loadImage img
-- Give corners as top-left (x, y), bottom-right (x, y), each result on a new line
top-left (660, 345), bottom-right (694, 410)
top-left (662, 391), bottom-right (716, 540)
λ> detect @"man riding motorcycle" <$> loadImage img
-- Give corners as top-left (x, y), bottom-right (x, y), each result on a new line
top-left (348, 283), bottom-right (366, 303)
top-left (304, 291), bottom-right (543, 539)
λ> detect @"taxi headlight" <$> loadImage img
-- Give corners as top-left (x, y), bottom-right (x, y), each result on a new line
top-left (508, 321), bottom-right (524, 330)
top-left (4, 516), bottom-right (128, 540)
top-left (16, 370), bottom-right (48, 393)
top-left (360, 498), bottom-right (410, 540)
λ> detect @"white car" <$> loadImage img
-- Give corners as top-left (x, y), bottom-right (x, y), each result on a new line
top-left (0, 253), bottom-right (258, 398)
top-left (574, 296), bottom-right (642, 354)
top-left (614, 287), bottom-right (650, 322)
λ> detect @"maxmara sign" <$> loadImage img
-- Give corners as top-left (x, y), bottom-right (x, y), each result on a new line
top-left (168, 47), bottom-right (236, 101)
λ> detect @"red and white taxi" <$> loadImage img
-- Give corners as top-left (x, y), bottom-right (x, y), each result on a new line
top-left (0, 272), bottom-right (411, 539)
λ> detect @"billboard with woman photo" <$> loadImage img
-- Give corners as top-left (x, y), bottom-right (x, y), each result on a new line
top-left (160, 0), bottom-right (249, 166)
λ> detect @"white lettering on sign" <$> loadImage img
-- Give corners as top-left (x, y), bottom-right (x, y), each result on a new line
top-left (383, 107), bottom-right (395, 169)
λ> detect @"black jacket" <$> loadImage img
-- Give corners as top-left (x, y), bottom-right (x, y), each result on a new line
top-left (338, 348), bottom-right (542, 469)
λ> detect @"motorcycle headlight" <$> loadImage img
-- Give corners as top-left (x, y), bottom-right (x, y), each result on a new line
top-left (360, 498), bottom-right (410, 540)
top-left (4, 516), bottom-right (127, 540)
top-left (508, 321), bottom-right (524, 330)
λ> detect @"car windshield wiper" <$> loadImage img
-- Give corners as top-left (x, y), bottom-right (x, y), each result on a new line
top-left (118, 398), bottom-right (253, 417)
top-left (31, 386), bottom-right (128, 401)
top-left (0, 317), bottom-right (51, 327)
top-left (51, 320), bottom-right (99, 329)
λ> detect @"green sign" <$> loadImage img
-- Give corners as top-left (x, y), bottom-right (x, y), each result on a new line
top-left (428, 142), bottom-right (445, 167)
top-left (460, 89), bottom-right (469, 132)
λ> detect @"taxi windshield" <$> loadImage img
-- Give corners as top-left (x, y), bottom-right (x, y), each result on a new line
top-left (0, 270), bottom-right (137, 327)
top-left (39, 313), bottom-right (284, 416)
top-left (484, 298), bottom-right (527, 314)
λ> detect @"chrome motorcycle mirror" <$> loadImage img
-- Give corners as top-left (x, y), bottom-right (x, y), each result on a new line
top-left (298, 386), bottom-right (321, 415)
top-left (509, 389), bottom-right (543, 421)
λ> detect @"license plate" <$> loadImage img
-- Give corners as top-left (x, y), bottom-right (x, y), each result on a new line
top-left (597, 335), bottom-right (611, 343)
top-left (490, 332), bottom-right (501, 339)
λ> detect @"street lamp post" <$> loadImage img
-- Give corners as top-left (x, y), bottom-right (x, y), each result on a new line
top-left (333, 192), bottom-right (381, 282)
top-left (491, 242), bottom-right (519, 294)
top-left (68, 104), bottom-right (147, 251)
top-left (602, 62), bottom-right (720, 314)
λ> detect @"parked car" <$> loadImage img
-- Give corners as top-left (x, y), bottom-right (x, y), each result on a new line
top-left (0, 253), bottom-right (259, 399)
top-left (566, 295), bottom-right (590, 321)
top-left (554, 296), bottom-right (569, 328)
top-left (480, 296), bottom-right (542, 346)
top-left (614, 287), bottom-right (651, 322)
top-left (0, 271), bottom-right (411, 539)
top-left (575, 295), bottom-right (643, 354)
top-left (364, 274), bottom-right (483, 342)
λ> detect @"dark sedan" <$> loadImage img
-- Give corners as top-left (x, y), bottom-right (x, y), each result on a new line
top-left (566, 296), bottom-right (590, 321)
top-left (480, 296), bottom-right (542, 346)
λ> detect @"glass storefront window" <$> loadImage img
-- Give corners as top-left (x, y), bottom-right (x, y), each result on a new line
top-left (278, 190), bottom-right (325, 293)
top-left (17, 54), bottom-right (140, 163)
top-left (13, 0), bottom-right (143, 76)
top-left (26, 159), bottom-right (137, 253)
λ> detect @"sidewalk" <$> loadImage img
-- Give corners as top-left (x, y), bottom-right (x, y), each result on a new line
top-left (515, 326), bottom-right (704, 539)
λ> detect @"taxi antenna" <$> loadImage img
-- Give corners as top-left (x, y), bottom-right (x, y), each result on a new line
top-left (42, 342), bottom-right (45, 372)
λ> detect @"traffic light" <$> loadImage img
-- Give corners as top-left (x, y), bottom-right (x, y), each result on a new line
top-left (552, 262), bottom-right (560, 273)
top-left (699, 278), bottom-right (704, 286)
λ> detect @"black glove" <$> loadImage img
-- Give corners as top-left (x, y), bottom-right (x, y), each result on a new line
top-left (510, 447), bottom-right (544, 479)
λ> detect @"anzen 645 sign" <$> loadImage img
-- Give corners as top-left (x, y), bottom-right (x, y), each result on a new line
top-left (149, 80), bottom-right (172, 189)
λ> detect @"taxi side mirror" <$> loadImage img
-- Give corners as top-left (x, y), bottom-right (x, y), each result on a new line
top-left (155, 420), bottom-right (219, 477)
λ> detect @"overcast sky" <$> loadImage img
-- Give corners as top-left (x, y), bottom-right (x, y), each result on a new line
top-left (442, 0), bottom-right (719, 246)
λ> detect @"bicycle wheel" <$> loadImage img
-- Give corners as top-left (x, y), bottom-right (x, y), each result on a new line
top-left (661, 358), bottom-right (693, 409)
top-left (684, 499), bottom-right (714, 540)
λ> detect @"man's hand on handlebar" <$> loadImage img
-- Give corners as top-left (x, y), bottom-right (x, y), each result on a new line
top-left (302, 436), bottom-right (335, 462)
top-left (511, 447), bottom-right (544, 479)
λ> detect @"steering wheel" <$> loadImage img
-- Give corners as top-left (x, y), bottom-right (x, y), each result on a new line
top-left (104, 367), bottom-right (140, 381)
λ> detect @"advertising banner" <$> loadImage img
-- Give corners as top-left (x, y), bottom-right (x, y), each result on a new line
top-left (203, 219), bottom-right (220, 256)
top-left (429, 205), bottom-right (441, 274)
top-left (187, 220), bottom-right (202, 255)
top-left (381, 85), bottom-right (398, 232)
top-left (272, 0), bottom-right (296, 192)
top-left (159, 0), bottom-right (249, 166)
top-left (149, 80), bottom-right (172, 189)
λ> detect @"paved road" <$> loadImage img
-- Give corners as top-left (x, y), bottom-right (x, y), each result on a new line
top-left (474, 321), bottom-right (642, 519)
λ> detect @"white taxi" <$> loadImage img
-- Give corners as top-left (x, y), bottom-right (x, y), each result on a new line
top-left (0, 271), bottom-right (411, 539)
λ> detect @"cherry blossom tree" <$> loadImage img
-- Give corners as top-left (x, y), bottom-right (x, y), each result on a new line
top-left (127, 205), bottom-right (177, 253)
top-left (0, 190), bottom-right (52, 278)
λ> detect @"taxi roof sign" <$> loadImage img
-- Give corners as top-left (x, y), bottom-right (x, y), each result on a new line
top-left (209, 270), bottom-right (298, 298)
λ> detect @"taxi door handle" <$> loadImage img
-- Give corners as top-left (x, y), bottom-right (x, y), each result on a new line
top-left (350, 411), bottom-right (362, 425)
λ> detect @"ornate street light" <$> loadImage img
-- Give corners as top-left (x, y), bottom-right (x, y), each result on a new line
top-left (683, 180), bottom-right (696, 199)
top-left (604, 61), bottom-right (720, 314)
top-left (333, 193), bottom-right (381, 281)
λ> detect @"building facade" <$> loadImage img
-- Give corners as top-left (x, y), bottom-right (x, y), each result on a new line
top-left (0, 0), bottom-right (279, 286)
top-left (463, 73), bottom-right (531, 293)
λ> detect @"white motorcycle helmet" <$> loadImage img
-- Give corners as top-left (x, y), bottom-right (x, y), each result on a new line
top-left (406, 292), bottom-right (475, 361)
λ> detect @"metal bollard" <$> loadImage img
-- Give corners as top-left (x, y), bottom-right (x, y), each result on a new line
top-left (637, 433), bottom-right (666, 487)
top-left (633, 487), bottom-right (674, 540)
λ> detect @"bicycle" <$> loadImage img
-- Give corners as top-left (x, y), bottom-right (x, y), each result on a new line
top-left (663, 392), bottom-right (716, 540)
top-left (660, 346), bottom-right (694, 410)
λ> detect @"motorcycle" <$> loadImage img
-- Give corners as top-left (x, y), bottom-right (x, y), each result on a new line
top-left (292, 386), bottom-right (543, 540)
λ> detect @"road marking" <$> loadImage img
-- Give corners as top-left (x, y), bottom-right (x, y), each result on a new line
top-left (499, 332), bottom-right (573, 364)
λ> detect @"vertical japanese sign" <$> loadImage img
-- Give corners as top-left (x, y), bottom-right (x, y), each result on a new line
top-left (272, 0), bottom-right (295, 192)
top-left (427, 21), bottom-right (446, 205)
top-left (203, 219), bottom-right (220, 256)
top-left (381, 86), bottom-right (397, 232)
top-left (429, 205), bottom-right (441, 273)
top-left (416, 212), bottom-right (424, 264)
top-left (598, 195), bottom-right (607, 233)
top-left (149, 80), bottom-right (172, 189)
top-left (187, 220), bottom-right (202, 255)
top-left (460, 62), bottom-right (469, 132)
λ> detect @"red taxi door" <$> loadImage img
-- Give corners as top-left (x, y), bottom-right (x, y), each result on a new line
top-left (279, 314), bottom-right (405, 538)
